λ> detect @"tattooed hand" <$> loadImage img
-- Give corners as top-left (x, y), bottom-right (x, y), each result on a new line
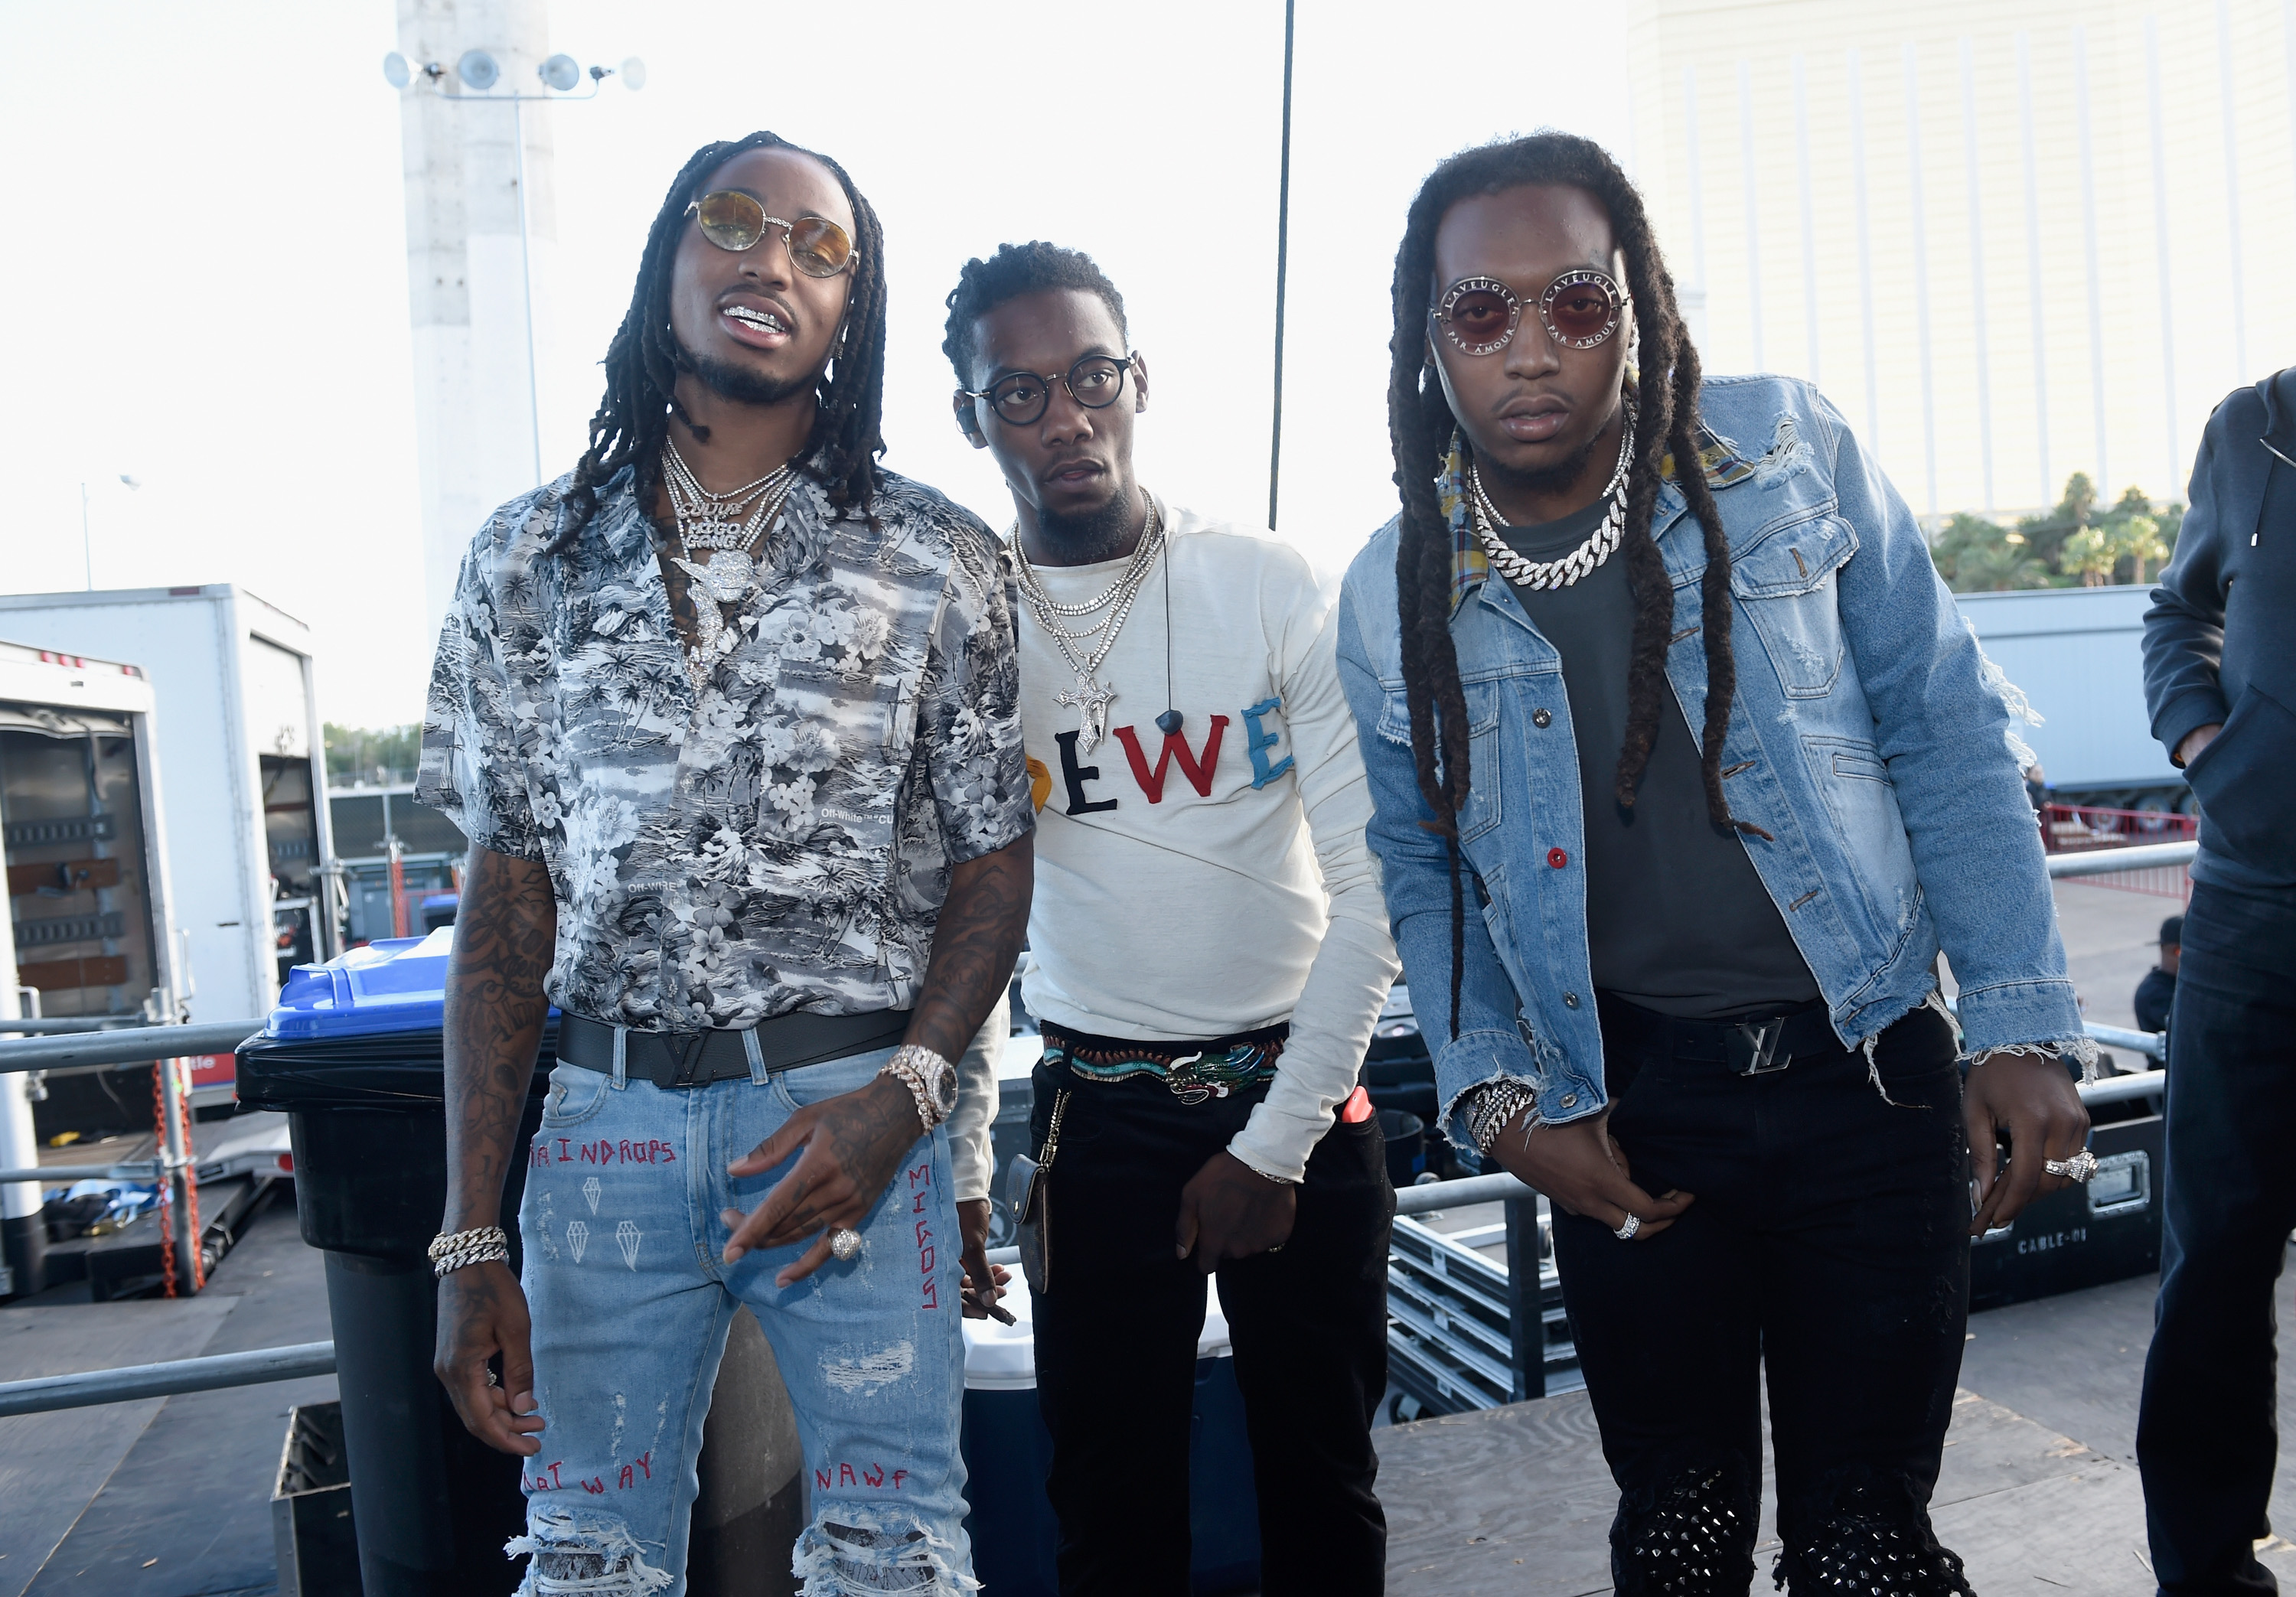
top-left (722, 1074), bottom-right (924, 1286)
top-left (435, 845), bottom-right (555, 1452)
top-left (435, 1260), bottom-right (546, 1455)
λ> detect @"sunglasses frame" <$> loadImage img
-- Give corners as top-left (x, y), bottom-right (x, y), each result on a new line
top-left (684, 191), bottom-right (859, 279)
top-left (1430, 268), bottom-right (1632, 356)
top-left (959, 353), bottom-right (1139, 429)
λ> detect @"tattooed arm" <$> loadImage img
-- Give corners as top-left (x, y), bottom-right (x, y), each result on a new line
top-left (722, 833), bottom-right (1034, 1286)
top-left (433, 843), bottom-right (556, 1455)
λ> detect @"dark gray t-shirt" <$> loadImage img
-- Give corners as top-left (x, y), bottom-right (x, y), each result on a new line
top-left (1496, 498), bottom-right (1821, 1019)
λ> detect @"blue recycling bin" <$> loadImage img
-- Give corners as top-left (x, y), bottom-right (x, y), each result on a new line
top-left (960, 1279), bottom-right (1261, 1595)
top-left (237, 930), bottom-right (552, 1597)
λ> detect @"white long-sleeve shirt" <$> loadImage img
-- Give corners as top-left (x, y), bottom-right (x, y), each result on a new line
top-left (1013, 500), bottom-right (1401, 1183)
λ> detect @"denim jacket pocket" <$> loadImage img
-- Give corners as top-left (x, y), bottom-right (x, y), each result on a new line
top-left (1730, 512), bottom-right (1856, 699)
top-left (1376, 682), bottom-right (1506, 842)
top-left (1800, 734), bottom-right (1921, 940)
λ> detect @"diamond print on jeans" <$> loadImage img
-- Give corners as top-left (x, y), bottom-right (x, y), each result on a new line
top-left (582, 1177), bottom-right (602, 1215)
top-left (616, 1221), bottom-right (642, 1269)
top-left (566, 1221), bottom-right (589, 1264)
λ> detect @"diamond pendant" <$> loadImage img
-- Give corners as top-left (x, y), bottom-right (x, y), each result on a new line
top-left (1056, 675), bottom-right (1114, 755)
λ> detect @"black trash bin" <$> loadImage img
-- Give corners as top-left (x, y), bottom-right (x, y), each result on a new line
top-left (238, 930), bottom-right (546, 1597)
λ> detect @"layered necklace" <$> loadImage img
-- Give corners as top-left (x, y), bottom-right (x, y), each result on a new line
top-left (1467, 400), bottom-right (1637, 592)
top-left (661, 442), bottom-right (799, 691)
top-left (1010, 494), bottom-right (1164, 757)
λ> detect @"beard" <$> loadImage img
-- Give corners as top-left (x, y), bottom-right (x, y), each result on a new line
top-left (1034, 482), bottom-right (1140, 565)
top-left (679, 341), bottom-right (820, 409)
top-left (1488, 426), bottom-right (1606, 501)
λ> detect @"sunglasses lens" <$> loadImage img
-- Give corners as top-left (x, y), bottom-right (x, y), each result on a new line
top-left (1445, 288), bottom-right (1515, 350)
top-left (694, 191), bottom-right (764, 251)
top-left (786, 217), bottom-right (854, 278)
top-left (1547, 279), bottom-right (1620, 345)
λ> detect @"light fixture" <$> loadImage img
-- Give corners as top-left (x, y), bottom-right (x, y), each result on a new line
top-left (382, 51), bottom-right (411, 89)
top-left (457, 49), bottom-right (500, 91)
top-left (537, 53), bottom-right (579, 92)
top-left (619, 57), bottom-right (647, 91)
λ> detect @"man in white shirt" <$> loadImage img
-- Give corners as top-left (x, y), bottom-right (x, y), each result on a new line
top-left (942, 242), bottom-right (1402, 1595)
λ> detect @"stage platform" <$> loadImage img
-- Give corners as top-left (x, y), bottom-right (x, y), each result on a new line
top-left (1379, 1268), bottom-right (2296, 1595)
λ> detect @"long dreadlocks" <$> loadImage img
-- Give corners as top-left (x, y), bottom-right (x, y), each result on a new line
top-left (556, 132), bottom-right (890, 547)
top-left (1388, 132), bottom-right (1758, 1035)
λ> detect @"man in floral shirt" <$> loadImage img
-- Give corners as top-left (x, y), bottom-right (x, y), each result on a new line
top-left (416, 132), bottom-right (1032, 1595)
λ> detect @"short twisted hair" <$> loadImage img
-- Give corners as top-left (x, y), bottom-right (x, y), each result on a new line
top-left (941, 241), bottom-right (1128, 384)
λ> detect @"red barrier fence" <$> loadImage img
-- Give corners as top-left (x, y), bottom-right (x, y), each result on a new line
top-left (2041, 802), bottom-right (2196, 901)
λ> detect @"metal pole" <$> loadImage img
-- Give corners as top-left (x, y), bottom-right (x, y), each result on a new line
top-left (157, 1054), bottom-right (197, 1289)
top-left (513, 96), bottom-right (544, 490)
top-left (0, 1340), bottom-right (335, 1417)
top-left (1266, 0), bottom-right (1295, 533)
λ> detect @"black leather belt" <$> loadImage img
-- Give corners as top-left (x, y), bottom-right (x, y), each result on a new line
top-left (1596, 993), bottom-right (1843, 1076)
top-left (556, 1009), bottom-right (912, 1088)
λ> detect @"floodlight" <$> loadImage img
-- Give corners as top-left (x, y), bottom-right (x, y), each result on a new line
top-left (382, 51), bottom-right (411, 89)
top-left (538, 53), bottom-right (579, 92)
top-left (619, 57), bottom-right (647, 91)
top-left (119, 474), bottom-right (141, 490)
top-left (458, 50), bottom-right (500, 91)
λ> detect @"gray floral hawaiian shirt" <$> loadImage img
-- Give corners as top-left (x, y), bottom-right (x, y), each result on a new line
top-left (416, 461), bottom-right (1033, 1030)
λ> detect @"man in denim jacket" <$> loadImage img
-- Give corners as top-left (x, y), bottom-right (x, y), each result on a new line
top-left (1335, 134), bottom-right (2092, 1595)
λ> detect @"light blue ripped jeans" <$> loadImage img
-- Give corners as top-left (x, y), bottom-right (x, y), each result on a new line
top-left (511, 1043), bottom-right (976, 1596)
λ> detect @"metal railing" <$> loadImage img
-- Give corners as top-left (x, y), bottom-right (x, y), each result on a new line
top-left (0, 1340), bottom-right (335, 1418)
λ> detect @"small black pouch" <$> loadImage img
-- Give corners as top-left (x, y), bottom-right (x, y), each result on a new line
top-left (1009, 1088), bottom-right (1069, 1295)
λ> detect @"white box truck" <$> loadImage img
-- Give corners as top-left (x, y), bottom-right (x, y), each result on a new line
top-left (0, 586), bottom-right (341, 1027)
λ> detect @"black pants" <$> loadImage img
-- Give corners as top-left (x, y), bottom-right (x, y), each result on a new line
top-left (1551, 997), bottom-right (1974, 1596)
top-left (2138, 880), bottom-right (2296, 1595)
top-left (1026, 1059), bottom-right (1394, 1596)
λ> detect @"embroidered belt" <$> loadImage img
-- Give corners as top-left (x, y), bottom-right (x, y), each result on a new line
top-left (1039, 1020), bottom-right (1289, 1105)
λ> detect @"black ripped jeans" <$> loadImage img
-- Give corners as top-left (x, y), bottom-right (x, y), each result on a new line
top-left (1551, 996), bottom-right (1974, 1596)
top-left (1026, 1058), bottom-right (1394, 1597)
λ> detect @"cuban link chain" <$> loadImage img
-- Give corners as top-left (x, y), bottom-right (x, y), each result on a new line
top-left (1467, 402), bottom-right (1638, 592)
top-left (1011, 495), bottom-right (1165, 756)
top-left (662, 443), bottom-right (799, 692)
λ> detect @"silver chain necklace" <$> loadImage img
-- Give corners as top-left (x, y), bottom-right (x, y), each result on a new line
top-left (1468, 403), bottom-right (1636, 592)
top-left (662, 444), bottom-right (801, 692)
top-left (1011, 495), bottom-right (1164, 756)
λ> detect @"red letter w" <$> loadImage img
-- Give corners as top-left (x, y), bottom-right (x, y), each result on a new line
top-left (1114, 718), bottom-right (1228, 803)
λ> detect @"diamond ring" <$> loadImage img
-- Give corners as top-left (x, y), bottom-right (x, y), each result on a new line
top-left (829, 1227), bottom-right (864, 1262)
top-left (1613, 1214), bottom-right (1642, 1242)
top-left (2042, 1149), bottom-right (2099, 1183)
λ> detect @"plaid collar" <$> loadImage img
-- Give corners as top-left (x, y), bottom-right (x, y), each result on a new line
top-left (1443, 424), bottom-right (1753, 611)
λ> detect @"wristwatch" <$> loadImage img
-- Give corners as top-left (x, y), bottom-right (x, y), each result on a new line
top-left (882, 1044), bottom-right (960, 1131)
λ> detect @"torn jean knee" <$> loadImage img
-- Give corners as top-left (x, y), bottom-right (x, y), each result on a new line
top-left (1773, 1467), bottom-right (1974, 1595)
top-left (1610, 1452), bottom-right (1759, 1595)
top-left (793, 1507), bottom-right (980, 1595)
top-left (508, 1502), bottom-right (673, 1596)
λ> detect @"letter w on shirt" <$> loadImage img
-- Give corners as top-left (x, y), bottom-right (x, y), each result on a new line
top-left (1112, 717), bottom-right (1228, 803)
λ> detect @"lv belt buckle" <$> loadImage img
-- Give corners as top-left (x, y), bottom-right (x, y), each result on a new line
top-left (1729, 1019), bottom-right (1792, 1076)
top-left (668, 1033), bottom-right (709, 1089)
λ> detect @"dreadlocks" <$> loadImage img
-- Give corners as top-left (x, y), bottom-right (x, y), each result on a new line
top-left (556, 132), bottom-right (890, 548)
top-left (1388, 132), bottom-right (1757, 1035)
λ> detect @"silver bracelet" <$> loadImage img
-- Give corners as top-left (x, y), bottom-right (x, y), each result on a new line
top-left (429, 1224), bottom-right (510, 1279)
top-left (879, 1044), bottom-right (957, 1132)
top-left (1462, 1080), bottom-right (1543, 1155)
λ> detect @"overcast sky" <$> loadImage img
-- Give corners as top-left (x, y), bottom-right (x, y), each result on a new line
top-left (0, 2), bottom-right (1625, 728)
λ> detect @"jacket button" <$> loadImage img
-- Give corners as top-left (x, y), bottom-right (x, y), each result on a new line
top-left (1532, 707), bottom-right (1552, 728)
top-left (1548, 847), bottom-right (1568, 869)
top-left (1563, 992), bottom-right (1580, 1009)
top-left (1559, 1093), bottom-right (1578, 1108)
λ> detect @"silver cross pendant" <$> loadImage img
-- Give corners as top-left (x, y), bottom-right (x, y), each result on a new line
top-left (1056, 675), bottom-right (1114, 755)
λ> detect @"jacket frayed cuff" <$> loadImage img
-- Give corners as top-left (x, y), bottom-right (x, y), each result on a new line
top-left (1963, 1035), bottom-right (2101, 1085)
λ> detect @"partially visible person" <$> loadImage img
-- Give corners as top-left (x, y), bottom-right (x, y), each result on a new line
top-left (2024, 761), bottom-right (2051, 815)
top-left (2137, 363), bottom-right (2296, 1596)
top-left (2132, 915), bottom-right (2181, 1035)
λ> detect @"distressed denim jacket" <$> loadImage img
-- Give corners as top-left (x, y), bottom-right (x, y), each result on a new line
top-left (1334, 375), bottom-right (2088, 1146)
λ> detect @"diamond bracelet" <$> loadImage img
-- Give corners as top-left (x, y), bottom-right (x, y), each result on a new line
top-left (1461, 1080), bottom-right (1544, 1155)
top-left (429, 1224), bottom-right (510, 1279)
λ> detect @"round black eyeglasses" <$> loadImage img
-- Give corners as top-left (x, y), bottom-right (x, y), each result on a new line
top-left (960, 355), bottom-right (1135, 428)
